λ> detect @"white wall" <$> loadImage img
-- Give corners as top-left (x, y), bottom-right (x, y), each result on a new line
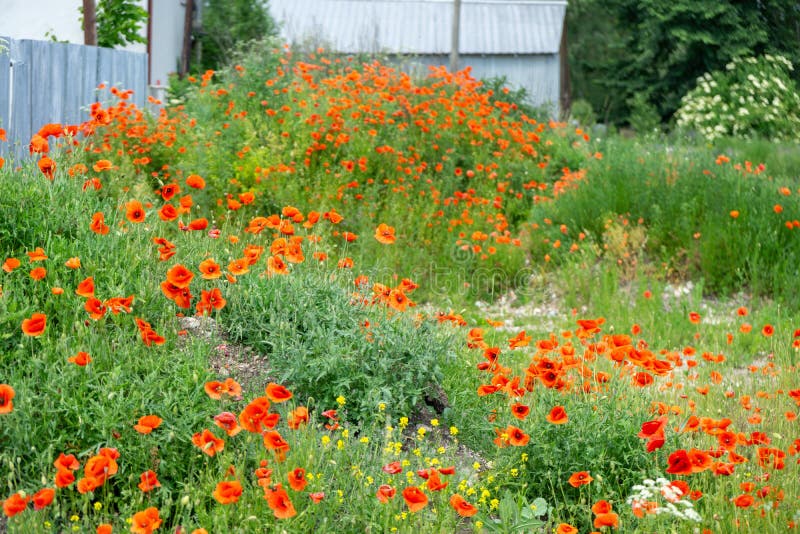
top-left (0, 0), bottom-right (146, 53)
top-left (0, 0), bottom-right (184, 86)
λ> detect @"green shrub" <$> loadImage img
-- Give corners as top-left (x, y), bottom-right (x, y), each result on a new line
top-left (223, 269), bottom-right (459, 421)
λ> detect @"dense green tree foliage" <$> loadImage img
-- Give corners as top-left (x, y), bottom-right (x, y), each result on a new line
top-left (195, 0), bottom-right (278, 72)
top-left (567, 0), bottom-right (800, 125)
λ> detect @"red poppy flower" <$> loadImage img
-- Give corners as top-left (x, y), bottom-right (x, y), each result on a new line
top-left (449, 494), bottom-right (478, 517)
top-left (376, 484), bottom-right (396, 503)
top-left (0, 384), bottom-right (15, 414)
top-left (264, 483), bottom-right (297, 518)
top-left (138, 470), bottom-right (161, 492)
top-left (68, 351), bottom-right (92, 366)
top-left (2, 492), bottom-right (30, 517)
top-left (265, 383), bottom-right (293, 403)
top-left (125, 200), bottom-right (146, 223)
top-left (213, 480), bottom-right (243, 504)
top-left (192, 429), bottom-right (225, 456)
top-left (186, 174), bottom-right (206, 189)
top-left (32, 488), bottom-right (55, 510)
top-left (288, 468), bottom-right (307, 491)
top-left (134, 415), bottom-right (163, 434)
top-left (546, 405), bottom-right (568, 424)
top-left (568, 471), bottom-right (593, 487)
top-left (21, 312), bottom-right (47, 336)
top-left (402, 486), bottom-right (428, 512)
top-left (130, 507), bottom-right (162, 534)
top-left (90, 212), bottom-right (110, 234)
top-left (374, 223), bottom-right (396, 244)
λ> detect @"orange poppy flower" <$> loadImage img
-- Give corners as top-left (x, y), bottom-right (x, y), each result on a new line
top-left (2, 257), bottom-right (20, 272)
top-left (263, 430), bottom-right (290, 460)
top-left (426, 470), bottom-right (448, 492)
top-left (53, 453), bottom-right (80, 471)
top-left (267, 255), bottom-right (289, 276)
top-left (188, 218), bottom-right (208, 231)
top-left (92, 159), bottom-right (113, 172)
top-left (510, 402), bottom-right (530, 420)
top-left (68, 351), bottom-right (92, 366)
top-left (239, 397), bottom-right (274, 433)
top-left (21, 312), bottom-right (47, 336)
top-left (158, 203), bottom-right (178, 221)
top-left (85, 297), bottom-right (108, 320)
top-left (2, 492), bottom-right (29, 517)
top-left (688, 312), bottom-right (701, 324)
top-left (160, 183), bottom-right (180, 200)
top-left (134, 415), bottom-right (163, 434)
top-left (125, 200), bottom-right (146, 223)
top-left (65, 257), bottom-right (81, 269)
top-left (556, 524), bottom-right (579, 534)
top-left (593, 512), bottom-right (620, 529)
top-left (228, 258), bottom-right (250, 276)
top-left (402, 486), bottom-right (428, 512)
top-left (324, 209), bottom-right (344, 224)
top-left (105, 294), bottom-right (134, 314)
top-left (568, 471), bottom-right (593, 487)
top-left (84, 453), bottom-right (118, 481)
top-left (97, 524), bottom-right (113, 534)
top-left (239, 191), bottom-right (255, 204)
top-left (287, 406), bottom-right (309, 429)
top-left (75, 276), bottom-right (95, 297)
top-left (32, 488), bottom-right (55, 510)
top-left (733, 494), bottom-right (754, 508)
top-left (27, 247), bottom-right (48, 262)
top-left (196, 288), bottom-right (226, 315)
top-left (729, 210), bottom-right (740, 219)
top-left (54, 468), bottom-right (75, 488)
top-left (0, 384), bottom-right (15, 414)
top-left (199, 259), bottom-right (222, 279)
top-left (376, 484), bottom-right (396, 503)
top-left (166, 264), bottom-right (194, 288)
top-left (374, 223), bottom-right (396, 244)
top-left (449, 494), bottom-right (478, 517)
top-left (38, 156), bottom-right (56, 179)
top-left (29, 267), bottom-right (46, 280)
top-left (342, 231), bottom-right (358, 242)
top-left (138, 470), bottom-right (161, 492)
top-left (288, 468), bottom-right (307, 491)
top-left (90, 212), bottom-right (110, 235)
top-left (508, 330), bottom-right (531, 349)
top-left (205, 381), bottom-right (228, 400)
top-left (192, 429), bottom-right (225, 456)
top-left (0, 128), bottom-right (5, 141)
top-left (546, 405), bottom-right (568, 424)
top-left (214, 411), bottom-right (242, 437)
top-left (213, 480), bottom-right (243, 504)
top-left (666, 449), bottom-right (693, 475)
top-left (130, 507), bottom-right (162, 534)
top-left (264, 483), bottom-right (297, 518)
top-left (186, 174), bottom-right (206, 189)
top-left (337, 257), bottom-right (354, 269)
top-left (266, 383), bottom-right (293, 403)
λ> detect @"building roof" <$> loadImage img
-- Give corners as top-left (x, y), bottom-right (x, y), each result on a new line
top-left (268, 0), bottom-right (567, 55)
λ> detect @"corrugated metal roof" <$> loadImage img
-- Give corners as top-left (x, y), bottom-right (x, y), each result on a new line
top-left (269, 0), bottom-right (566, 55)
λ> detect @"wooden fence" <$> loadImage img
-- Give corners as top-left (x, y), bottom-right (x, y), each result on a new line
top-left (0, 36), bottom-right (147, 160)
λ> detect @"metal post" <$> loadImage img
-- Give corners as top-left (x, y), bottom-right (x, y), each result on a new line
top-left (450, 0), bottom-right (461, 72)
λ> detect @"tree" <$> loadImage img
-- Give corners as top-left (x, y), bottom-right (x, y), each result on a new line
top-left (567, 0), bottom-right (800, 125)
top-left (83, 0), bottom-right (97, 46)
top-left (194, 0), bottom-right (278, 72)
top-left (81, 0), bottom-right (148, 49)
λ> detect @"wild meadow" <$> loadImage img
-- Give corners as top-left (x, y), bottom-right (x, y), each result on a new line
top-left (2, 44), bottom-right (800, 533)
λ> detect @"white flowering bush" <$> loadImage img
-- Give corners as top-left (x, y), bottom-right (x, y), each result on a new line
top-left (675, 55), bottom-right (800, 141)
top-left (626, 477), bottom-right (702, 523)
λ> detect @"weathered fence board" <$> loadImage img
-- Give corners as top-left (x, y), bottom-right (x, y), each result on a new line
top-left (0, 36), bottom-right (146, 161)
